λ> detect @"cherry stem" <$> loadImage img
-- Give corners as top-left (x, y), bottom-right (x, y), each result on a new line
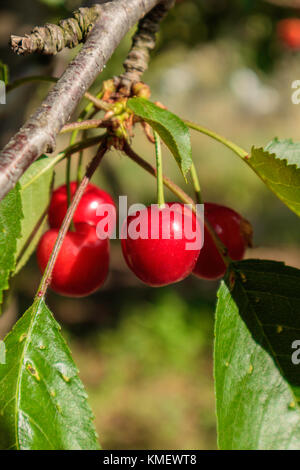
top-left (36, 137), bottom-right (108, 299)
top-left (154, 131), bottom-right (165, 208)
top-left (123, 141), bottom-right (194, 205)
top-left (123, 142), bottom-right (232, 267)
top-left (65, 155), bottom-right (75, 231)
top-left (184, 120), bottom-right (248, 160)
top-left (15, 135), bottom-right (102, 267)
top-left (77, 150), bottom-right (84, 185)
top-left (60, 119), bottom-right (108, 134)
top-left (190, 163), bottom-right (202, 204)
top-left (68, 90), bottom-right (106, 185)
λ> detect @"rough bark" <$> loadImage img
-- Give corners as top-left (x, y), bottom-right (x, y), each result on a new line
top-left (0, 0), bottom-right (166, 202)
top-left (10, 6), bottom-right (101, 55)
top-left (118, 0), bottom-right (175, 92)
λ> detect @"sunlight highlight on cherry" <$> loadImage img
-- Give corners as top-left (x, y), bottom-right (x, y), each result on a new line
top-left (121, 203), bottom-right (202, 287)
top-left (48, 182), bottom-right (116, 236)
top-left (37, 223), bottom-right (109, 297)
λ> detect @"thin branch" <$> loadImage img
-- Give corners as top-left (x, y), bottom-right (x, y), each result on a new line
top-left (117, 0), bottom-right (175, 93)
top-left (84, 91), bottom-right (111, 111)
top-left (0, 0), bottom-right (167, 202)
top-left (60, 119), bottom-right (108, 134)
top-left (10, 6), bottom-right (101, 56)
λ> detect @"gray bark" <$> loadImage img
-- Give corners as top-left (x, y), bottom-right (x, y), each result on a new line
top-left (0, 0), bottom-right (164, 202)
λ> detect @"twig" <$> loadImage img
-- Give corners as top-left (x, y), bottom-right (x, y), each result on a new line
top-left (84, 91), bottom-right (111, 111)
top-left (60, 119), bottom-right (108, 134)
top-left (117, 0), bottom-right (175, 93)
top-left (37, 138), bottom-right (108, 298)
top-left (0, 0), bottom-right (167, 202)
top-left (10, 6), bottom-right (101, 56)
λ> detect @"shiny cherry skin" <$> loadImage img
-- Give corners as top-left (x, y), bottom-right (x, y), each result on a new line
top-left (37, 223), bottom-right (109, 297)
top-left (277, 19), bottom-right (300, 49)
top-left (193, 202), bottom-right (252, 280)
top-left (48, 182), bottom-right (116, 236)
top-left (121, 203), bottom-right (202, 287)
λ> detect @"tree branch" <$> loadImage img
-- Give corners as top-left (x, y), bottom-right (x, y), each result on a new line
top-left (0, 0), bottom-right (170, 202)
top-left (10, 6), bottom-right (101, 56)
top-left (117, 0), bottom-right (175, 93)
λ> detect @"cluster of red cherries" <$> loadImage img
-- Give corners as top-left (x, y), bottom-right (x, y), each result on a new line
top-left (37, 182), bottom-right (251, 297)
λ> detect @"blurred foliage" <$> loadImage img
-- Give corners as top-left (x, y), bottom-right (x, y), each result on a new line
top-left (36, 0), bottom-right (299, 72)
top-left (158, 0), bottom-right (288, 73)
top-left (71, 290), bottom-right (216, 450)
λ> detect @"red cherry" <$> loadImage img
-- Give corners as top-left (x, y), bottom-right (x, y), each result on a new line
top-left (37, 223), bottom-right (109, 297)
top-left (277, 19), bottom-right (300, 50)
top-left (121, 203), bottom-right (202, 287)
top-left (48, 182), bottom-right (116, 236)
top-left (193, 203), bottom-right (252, 280)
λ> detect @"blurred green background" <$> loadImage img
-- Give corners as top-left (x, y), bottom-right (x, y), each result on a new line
top-left (0, 0), bottom-right (300, 449)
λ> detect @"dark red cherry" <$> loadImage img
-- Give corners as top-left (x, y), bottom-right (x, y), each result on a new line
top-left (121, 203), bottom-right (202, 287)
top-left (37, 223), bottom-right (109, 297)
top-left (193, 202), bottom-right (252, 280)
top-left (48, 182), bottom-right (116, 236)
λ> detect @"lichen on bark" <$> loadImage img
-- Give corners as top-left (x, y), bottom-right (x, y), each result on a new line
top-left (10, 6), bottom-right (101, 56)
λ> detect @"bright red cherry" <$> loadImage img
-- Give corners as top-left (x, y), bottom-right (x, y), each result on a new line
top-left (193, 202), bottom-right (252, 280)
top-left (48, 182), bottom-right (116, 236)
top-left (121, 203), bottom-right (202, 287)
top-left (37, 223), bottom-right (109, 297)
top-left (277, 19), bottom-right (300, 49)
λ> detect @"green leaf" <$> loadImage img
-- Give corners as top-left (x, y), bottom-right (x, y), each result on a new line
top-left (0, 184), bottom-right (22, 311)
top-left (127, 97), bottom-right (193, 178)
top-left (0, 298), bottom-right (100, 450)
top-left (215, 259), bottom-right (300, 450)
top-left (0, 61), bottom-right (9, 85)
top-left (248, 142), bottom-right (300, 216)
top-left (37, 0), bottom-right (66, 6)
top-left (15, 155), bottom-right (54, 274)
top-left (265, 138), bottom-right (300, 167)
